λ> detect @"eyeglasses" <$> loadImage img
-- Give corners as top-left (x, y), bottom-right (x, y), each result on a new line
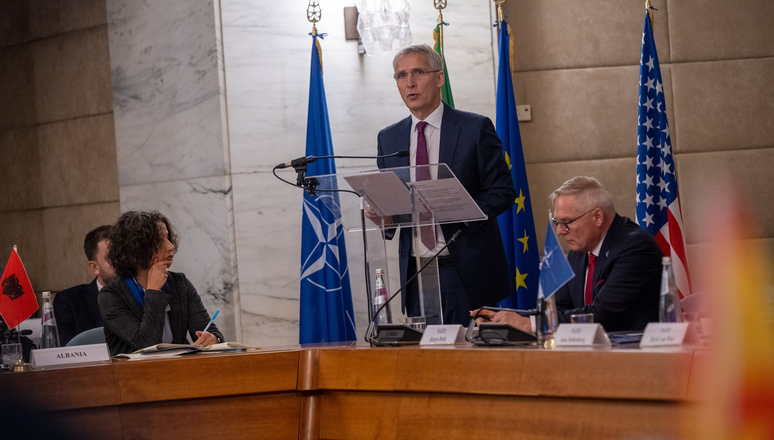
top-left (393, 69), bottom-right (441, 82)
top-left (551, 208), bottom-right (596, 231)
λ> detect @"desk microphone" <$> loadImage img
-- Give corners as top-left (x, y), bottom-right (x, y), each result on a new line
top-left (368, 229), bottom-right (464, 346)
top-left (275, 150), bottom-right (408, 169)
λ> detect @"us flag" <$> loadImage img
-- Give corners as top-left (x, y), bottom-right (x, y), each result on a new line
top-left (636, 9), bottom-right (692, 298)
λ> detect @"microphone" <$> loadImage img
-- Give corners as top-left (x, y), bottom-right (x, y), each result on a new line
top-left (275, 150), bottom-right (409, 169)
top-left (368, 229), bottom-right (464, 346)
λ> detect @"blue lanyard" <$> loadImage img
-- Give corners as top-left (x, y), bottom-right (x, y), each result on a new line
top-left (126, 277), bottom-right (167, 307)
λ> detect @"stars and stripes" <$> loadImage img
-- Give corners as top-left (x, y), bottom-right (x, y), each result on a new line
top-left (636, 10), bottom-right (692, 298)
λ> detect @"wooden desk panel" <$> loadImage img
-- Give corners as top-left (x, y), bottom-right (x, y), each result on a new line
top-left (49, 406), bottom-right (123, 439)
top-left (314, 346), bottom-right (693, 400)
top-left (319, 390), bottom-right (684, 440)
top-left (120, 392), bottom-right (302, 440)
top-left (1, 363), bottom-right (119, 411)
top-left (307, 347), bottom-right (400, 391)
top-left (116, 349), bottom-right (300, 403)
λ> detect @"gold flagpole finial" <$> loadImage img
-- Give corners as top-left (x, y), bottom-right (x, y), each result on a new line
top-left (645, 0), bottom-right (654, 29)
top-left (434, 0), bottom-right (447, 58)
top-left (307, 0), bottom-right (321, 36)
top-left (493, 0), bottom-right (505, 24)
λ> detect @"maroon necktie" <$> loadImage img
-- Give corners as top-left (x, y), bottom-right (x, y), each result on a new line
top-left (415, 121), bottom-right (435, 250)
top-left (584, 253), bottom-right (597, 306)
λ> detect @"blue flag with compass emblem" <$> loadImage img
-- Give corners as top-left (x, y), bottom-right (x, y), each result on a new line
top-left (299, 34), bottom-right (356, 343)
top-left (539, 219), bottom-right (575, 299)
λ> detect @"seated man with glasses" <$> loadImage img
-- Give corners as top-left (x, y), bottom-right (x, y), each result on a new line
top-left (475, 176), bottom-right (662, 332)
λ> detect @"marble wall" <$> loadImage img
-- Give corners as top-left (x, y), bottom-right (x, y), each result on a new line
top-left (107, 0), bottom-right (239, 340)
top-left (106, 0), bottom-right (498, 346)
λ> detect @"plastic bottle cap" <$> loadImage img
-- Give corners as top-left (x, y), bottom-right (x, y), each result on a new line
top-left (42, 291), bottom-right (51, 298)
top-left (375, 268), bottom-right (384, 275)
top-left (662, 257), bottom-right (672, 264)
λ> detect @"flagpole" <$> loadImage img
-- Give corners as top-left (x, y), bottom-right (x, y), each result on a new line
top-left (13, 244), bottom-right (20, 344)
top-left (434, 0), bottom-right (447, 59)
top-left (493, 0), bottom-right (505, 31)
top-left (645, 0), bottom-right (654, 29)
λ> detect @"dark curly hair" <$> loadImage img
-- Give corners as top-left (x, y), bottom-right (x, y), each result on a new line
top-left (107, 211), bottom-right (179, 277)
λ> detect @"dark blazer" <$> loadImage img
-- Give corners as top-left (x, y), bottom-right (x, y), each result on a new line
top-left (53, 278), bottom-right (103, 346)
top-left (98, 271), bottom-right (223, 356)
top-left (377, 104), bottom-right (516, 307)
top-left (554, 214), bottom-right (663, 332)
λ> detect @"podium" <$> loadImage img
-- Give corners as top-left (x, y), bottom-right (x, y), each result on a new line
top-left (311, 164), bottom-right (486, 337)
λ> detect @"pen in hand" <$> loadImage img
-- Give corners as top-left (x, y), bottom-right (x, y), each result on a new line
top-left (202, 310), bottom-right (220, 335)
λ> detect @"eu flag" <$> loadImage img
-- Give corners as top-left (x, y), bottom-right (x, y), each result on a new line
top-left (299, 34), bottom-right (356, 343)
top-left (495, 21), bottom-right (539, 310)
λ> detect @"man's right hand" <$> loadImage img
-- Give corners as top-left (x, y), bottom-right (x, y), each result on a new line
top-left (364, 204), bottom-right (393, 227)
top-left (470, 309), bottom-right (533, 334)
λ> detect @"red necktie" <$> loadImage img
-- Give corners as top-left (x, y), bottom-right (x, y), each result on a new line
top-left (584, 253), bottom-right (597, 306)
top-left (415, 121), bottom-right (435, 250)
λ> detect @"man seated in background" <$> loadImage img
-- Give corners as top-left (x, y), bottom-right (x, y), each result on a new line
top-left (475, 176), bottom-right (662, 332)
top-left (54, 225), bottom-right (117, 345)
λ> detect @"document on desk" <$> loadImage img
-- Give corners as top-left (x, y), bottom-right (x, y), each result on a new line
top-left (116, 342), bottom-right (251, 360)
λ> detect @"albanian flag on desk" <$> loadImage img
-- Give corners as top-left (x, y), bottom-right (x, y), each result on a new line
top-left (0, 247), bottom-right (39, 329)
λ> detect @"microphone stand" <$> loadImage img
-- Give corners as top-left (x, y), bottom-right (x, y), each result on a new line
top-left (366, 230), bottom-right (464, 346)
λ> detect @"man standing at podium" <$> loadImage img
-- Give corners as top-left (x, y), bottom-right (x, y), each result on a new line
top-left (375, 44), bottom-right (516, 326)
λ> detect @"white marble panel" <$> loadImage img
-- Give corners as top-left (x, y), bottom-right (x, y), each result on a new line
top-left (120, 175), bottom-right (238, 341)
top-left (107, 0), bottom-right (228, 185)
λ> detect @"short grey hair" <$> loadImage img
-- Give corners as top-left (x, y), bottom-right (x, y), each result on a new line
top-left (392, 44), bottom-right (443, 72)
top-left (549, 176), bottom-right (615, 215)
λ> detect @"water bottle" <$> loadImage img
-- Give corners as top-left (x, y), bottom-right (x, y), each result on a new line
top-left (40, 291), bottom-right (60, 348)
top-left (659, 257), bottom-right (683, 323)
top-left (535, 278), bottom-right (558, 349)
top-left (374, 269), bottom-right (392, 326)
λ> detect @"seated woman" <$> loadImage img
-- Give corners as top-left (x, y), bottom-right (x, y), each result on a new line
top-left (98, 210), bottom-right (223, 356)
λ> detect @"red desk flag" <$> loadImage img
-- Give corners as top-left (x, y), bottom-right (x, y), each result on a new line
top-left (0, 247), bottom-right (39, 329)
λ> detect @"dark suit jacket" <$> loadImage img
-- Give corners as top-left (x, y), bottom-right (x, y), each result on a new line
top-left (377, 104), bottom-right (516, 307)
top-left (554, 214), bottom-right (663, 332)
top-left (53, 278), bottom-right (103, 346)
top-left (98, 271), bottom-right (223, 356)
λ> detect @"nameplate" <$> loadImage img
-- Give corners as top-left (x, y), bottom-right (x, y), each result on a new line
top-left (639, 322), bottom-right (700, 347)
top-left (554, 324), bottom-right (611, 347)
top-left (420, 324), bottom-right (466, 345)
top-left (30, 343), bottom-right (111, 369)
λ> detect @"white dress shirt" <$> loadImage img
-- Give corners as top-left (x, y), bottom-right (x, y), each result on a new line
top-left (410, 103), bottom-right (448, 257)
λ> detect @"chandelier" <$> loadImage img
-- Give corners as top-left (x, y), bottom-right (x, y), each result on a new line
top-left (355, 0), bottom-right (412, 55)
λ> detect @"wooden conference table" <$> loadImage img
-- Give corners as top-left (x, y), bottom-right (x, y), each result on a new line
top-left (1, 343), bottom-right (702, 439)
